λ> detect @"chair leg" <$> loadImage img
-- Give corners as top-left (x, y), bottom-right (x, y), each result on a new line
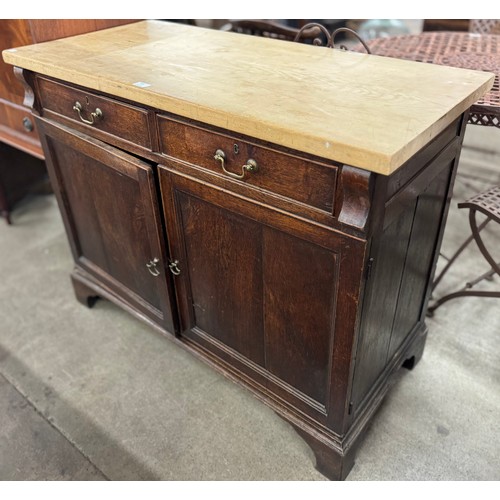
top-left (428, 288), bottom-right (500, 316)
top-left (428, 209), bottom-right (500, 315)
top-left (431, 217), bottom-right (490, 291)
top-left (470, 210), bottom-right (500, 276)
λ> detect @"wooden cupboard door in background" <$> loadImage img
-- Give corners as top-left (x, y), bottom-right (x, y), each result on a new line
top-left (37, 118), bottom-right (175, 332)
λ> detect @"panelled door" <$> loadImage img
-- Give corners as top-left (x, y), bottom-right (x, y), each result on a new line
top-left (37, 118), bottom-right (175, 332)
top-left (159, 161), bottom-right (366, 424)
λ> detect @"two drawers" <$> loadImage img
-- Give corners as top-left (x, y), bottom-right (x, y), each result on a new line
top-left (37, 77), bottom-right (339, 222)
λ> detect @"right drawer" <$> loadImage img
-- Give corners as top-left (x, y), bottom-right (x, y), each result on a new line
top-left (157, 114), bottom-right (338, 215)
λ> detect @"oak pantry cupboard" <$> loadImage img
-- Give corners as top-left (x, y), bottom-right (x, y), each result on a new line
top-left (3, 20), bottom-right (493, 479)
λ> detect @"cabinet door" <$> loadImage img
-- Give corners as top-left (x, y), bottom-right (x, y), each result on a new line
top-left (37, 119), bottom-right (175, 332)
top-left (159, 163), bottom-right (366, 422)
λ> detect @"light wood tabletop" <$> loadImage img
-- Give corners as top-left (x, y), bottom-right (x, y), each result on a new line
top-left (2, 20), bottom-right (494, 174)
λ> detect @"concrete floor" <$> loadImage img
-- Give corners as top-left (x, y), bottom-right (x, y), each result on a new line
top-left (0, 125), bottom-right (499, 481)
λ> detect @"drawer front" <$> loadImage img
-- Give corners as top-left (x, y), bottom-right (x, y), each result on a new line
top-left (0, 101), bottom-right (39, 140)
top-left (0, 100), bottom-right (42, 157)
top-left (158, 115), bottom-right (338, 214)
top-left (37, 77), bottom-right (151, 149)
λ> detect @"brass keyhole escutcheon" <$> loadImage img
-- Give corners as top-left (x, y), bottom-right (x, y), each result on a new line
top-left (233, 143), bottom-right (239, 154)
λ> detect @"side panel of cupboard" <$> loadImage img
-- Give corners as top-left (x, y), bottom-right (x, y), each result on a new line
top-left (158, 161), bottom-right (367, 427)
top-left (349, 142), bottom-right (459, 419)
top-left (37, 118), bottom-right (175, 332)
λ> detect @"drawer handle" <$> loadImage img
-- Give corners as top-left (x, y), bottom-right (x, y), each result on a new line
top-left (73, 101), bottom-right (103, 125)
top-left (146, 258), bottom-right (161, 277)
top-left (214, 149), bottom-right (258, 180)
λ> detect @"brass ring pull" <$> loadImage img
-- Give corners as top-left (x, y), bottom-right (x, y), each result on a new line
top-left (73, 101), bottom-right (103, 125)
top-left (214, 149), bottom-right (258, 180)
top-left (146, 258), bottom-right (161, 277)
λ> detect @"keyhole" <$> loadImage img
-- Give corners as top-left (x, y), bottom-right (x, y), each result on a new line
top-left (233, 143), bottom-right (239, 155)
top-left (85, 96), bottom-right (90, 106)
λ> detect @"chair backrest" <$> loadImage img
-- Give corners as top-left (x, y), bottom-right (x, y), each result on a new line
top-left (293, 24), bottom-right (371, 53)
top-left (469, 19), bottom-right (500, 34)
top-left (220, 20), bottom-right (321, 43)
top-left (221, 20), bottom-right (370, 54)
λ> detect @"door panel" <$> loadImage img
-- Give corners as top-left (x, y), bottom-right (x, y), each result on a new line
top-left (388, 163), bottom-right (453, 356)
top-left (37, 118), bottom-right (175, 331)
top-left (263, 227), bottom-right (338, 405)
top-left (159, 162), bottom-right (352, 411)
top-left (177, 192), bottom-right (265, 365)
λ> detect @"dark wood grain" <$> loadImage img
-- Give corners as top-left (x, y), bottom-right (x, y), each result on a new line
top-left (177, 191), bottom-right (266, 366)
top-left (38, 77), bottom-right (152, 149)
top-left (37, 118), bottom-right (175, 332)
top-left (157, 114), bottom-right (338, 213)
top-left (388, 164), bottom-right (452, 358)
top-left (350, 197), bottom-right (418, 411)
top-left (159, 162), bottom-right (347, 398)
top-left (158, 161), bottom-right (361, 420)
top-left (386, 116), bottom-right (462, 199)
top-left (335, 165), bottom-right (373, 231)
top-left (349, 141), bottom-right (462, 418)
top-left (71, 273), bottom-right (100, 308)
top-left (263, 227), bottom-right (338, 405)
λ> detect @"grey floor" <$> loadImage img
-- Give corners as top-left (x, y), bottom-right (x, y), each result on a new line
top-left (0, 125), bottom-right (499, 481)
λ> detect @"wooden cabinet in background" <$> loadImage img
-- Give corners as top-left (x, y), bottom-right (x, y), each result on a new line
top-left (0, 19), bottom-right (137, 223)
top-left (0, 141), bottom-right (47, 223)
top-left (0, 20), bottom-right (137, 157)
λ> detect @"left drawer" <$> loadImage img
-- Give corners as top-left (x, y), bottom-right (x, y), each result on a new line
top-left (37, 77), bottom-right (152, 149)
